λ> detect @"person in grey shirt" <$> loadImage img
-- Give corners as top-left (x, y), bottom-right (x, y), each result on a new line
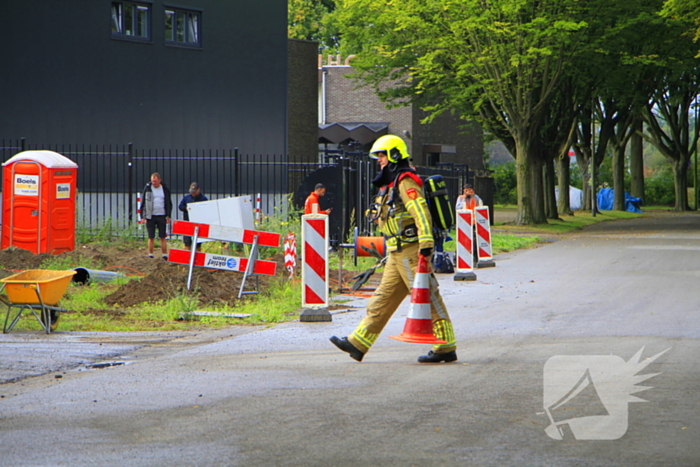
top-left (140, 172), bottom-right (172, 259)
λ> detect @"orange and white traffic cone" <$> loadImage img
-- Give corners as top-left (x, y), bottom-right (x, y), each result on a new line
top-left (389, 255), bottom-right (446, 345)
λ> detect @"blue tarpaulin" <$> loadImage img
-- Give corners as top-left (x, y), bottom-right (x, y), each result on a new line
top-left (597, 187), bottom-right (642, 213)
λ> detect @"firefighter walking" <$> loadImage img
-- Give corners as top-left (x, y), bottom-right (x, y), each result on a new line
top-left (330, 135), bottom-right (457, 363)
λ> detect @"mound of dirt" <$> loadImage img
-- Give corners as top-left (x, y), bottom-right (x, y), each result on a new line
top-left (103, 260), bottom-right (279, 308)
top-left (0, 247), bottom-right (54, 272)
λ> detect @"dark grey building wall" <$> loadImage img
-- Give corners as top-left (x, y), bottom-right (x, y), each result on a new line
top-left (0, 0), bottom-right (287, 154)
top-left (287, 39), bottom-right (318, 162)
top-left (412, 109), bottom-right (484, 170)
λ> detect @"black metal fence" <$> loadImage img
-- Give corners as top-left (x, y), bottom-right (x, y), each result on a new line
top-left (1, 138), bottom-right (471, 241)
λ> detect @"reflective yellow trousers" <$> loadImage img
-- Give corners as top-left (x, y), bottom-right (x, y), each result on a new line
top-left (348, 242), bottom-right (456, 354)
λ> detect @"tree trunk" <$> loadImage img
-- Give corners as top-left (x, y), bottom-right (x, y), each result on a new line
top-left (630, 117), bottom-right (644, 200)
top-left (673, 159), bottom-right (690, 211)
top-left (580, 155), bottom-right (592, 211)
top-left (612, 143), bottom-right (626, 211)
top-left (531, 152), bottom-right (547, 223)
top-left (557, 155), bottom-right (573, 215)
top-left (515, 138), bottom-right (548, 225)
top-left (544, 157), bottom-right (559, 219)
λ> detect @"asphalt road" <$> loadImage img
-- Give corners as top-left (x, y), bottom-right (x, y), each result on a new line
top-left (1, 213), bottom-right (698, 466)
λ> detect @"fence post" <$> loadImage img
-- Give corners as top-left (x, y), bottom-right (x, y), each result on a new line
top-left (128, 143), bottom-right (133, 222)
top-left (233, 147), bottom-right (240, 197)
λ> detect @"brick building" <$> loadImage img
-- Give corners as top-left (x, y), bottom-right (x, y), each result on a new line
top-left (318, 55), bottom-right (484, 172)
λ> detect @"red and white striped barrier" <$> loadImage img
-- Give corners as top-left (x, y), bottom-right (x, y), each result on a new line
top-left (284, 232), bottom-right (297, 278)
top-left (172, 221), bottom-right (280, 248)
top-left (475, 206), bottom-right (496, 268)
top-left (454, 209), bottom-right (477, 281)
top-left (169, 220), bottom-right (281, 298)
top-left (169, 249), bottom-right (277, 275)
top-left (390, 254), bottom-right (446, 344)
top-left (136, 194), bottom-right (143, 227)
top-left (300, 213), bottom-right (331, 321)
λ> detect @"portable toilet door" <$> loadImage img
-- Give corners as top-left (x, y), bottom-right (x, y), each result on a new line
top-left (2, 150), bottom-right (79, 255)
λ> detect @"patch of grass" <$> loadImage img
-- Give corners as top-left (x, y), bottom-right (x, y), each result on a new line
top-left (39, 254), bottom-right (104, 271)
top-left (496, 210), bottom-right (643, 235)
top-left (492, 234), bottom-right (540, 253)
top-left (201, 276), bottom-right (303, 325)
top-left (443, 230), bottom-right (539, 255)
top-left (135, 292), bottom-right (201, 324)
top-left (61, 283), bottom-right (111, 311)
top-left (329, 253), bottom-right (377, 272)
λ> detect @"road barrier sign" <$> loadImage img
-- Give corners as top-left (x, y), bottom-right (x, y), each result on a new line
top-left (172, 221), bottom-right (280, 248)
top-left (454, 209), bottom-right (477, 281)
top-left (284, 232), bottom-right (297, 278)
top-left (170, 220), bottom-right (280, 298)
top-left (300, 212), bottom-right (331, 322)
top-left (475, 206), bottom-right (496, 268)
top-left (169, 249), bottom-right (277, 275)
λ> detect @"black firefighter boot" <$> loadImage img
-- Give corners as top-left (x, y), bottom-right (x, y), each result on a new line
top-left (330, 336), bottom-right (364, 362)
top-left (417, 350), bottom-right (458, 363)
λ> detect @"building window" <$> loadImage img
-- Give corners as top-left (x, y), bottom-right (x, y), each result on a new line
top-left (112, 1), bottom-right (151, 40)
top-left (165, 8), bottom-right (201, 47)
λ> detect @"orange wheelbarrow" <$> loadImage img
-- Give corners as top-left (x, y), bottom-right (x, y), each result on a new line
top-left (1, 269), bottom-right (76, 334)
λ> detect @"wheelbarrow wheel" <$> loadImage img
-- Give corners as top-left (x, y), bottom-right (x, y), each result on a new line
top-left (39, 309), bottom-right (60, 332)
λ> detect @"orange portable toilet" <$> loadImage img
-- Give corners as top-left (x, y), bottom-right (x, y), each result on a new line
top-left (2, 150), bottom-right (78, 255)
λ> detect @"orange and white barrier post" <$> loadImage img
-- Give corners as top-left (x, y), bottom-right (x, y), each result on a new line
top-left (254, 193), bottom-right (262, 224)
top-left (475, 206), bottom-right (496, 268)
top-left (284, 231), bottom-right (297, 278)
top-left (300, 209), bottom-right (331, 322)
top-left (454, 209), bottom-right (477, 281)
top-left (136, 194), bottom-right (143, 228)
top-left (390, 255), bottom-right (446, 344)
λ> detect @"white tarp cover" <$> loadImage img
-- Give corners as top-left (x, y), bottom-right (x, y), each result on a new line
top-left (554, 186), bottom-right (583, 210)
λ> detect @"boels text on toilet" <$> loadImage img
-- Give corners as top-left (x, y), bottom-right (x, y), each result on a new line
top-left (14, 175), bottom-right (40, 195)
top-left (2, 150), bottom-right (79, 255)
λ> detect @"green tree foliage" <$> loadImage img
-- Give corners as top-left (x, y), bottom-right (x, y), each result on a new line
top-left (288, 0), bottom-right (337, 48)
top-left (662, 0), bottom-right (700, 53)
top-left (493, 162), bottom-right (517, 206)
top-left (638, 14), bottom-right (700, 211)
top-left (329, 0), bottom-right (603, 225)
top-left (322, 0), bottom-right (698, 217)
top-left (644, 167), bottom-right (676, 205)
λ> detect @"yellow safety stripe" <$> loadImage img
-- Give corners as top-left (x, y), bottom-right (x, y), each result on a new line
top-left (351, 327), bottom-right (379, 349)
top-left (405, 197), bottom-right (433, 245)
top-left (432, 319), bottom-right (457, 352)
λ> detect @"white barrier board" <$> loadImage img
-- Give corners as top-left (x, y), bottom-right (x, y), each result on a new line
top-left (188, 196), bottom-right (255, 230)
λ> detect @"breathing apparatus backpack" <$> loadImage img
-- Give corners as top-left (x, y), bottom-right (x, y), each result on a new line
top-left (423, 175), bottom-right (455, 232)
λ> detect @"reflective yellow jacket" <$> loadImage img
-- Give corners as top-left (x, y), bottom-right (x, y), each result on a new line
top-left (374, 172), bottom-right (434, 252)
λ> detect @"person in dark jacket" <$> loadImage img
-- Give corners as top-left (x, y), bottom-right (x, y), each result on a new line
top-left (178, 182), bottom-right (209, 250)
top-left (140, 172), bottom-right (172, 259)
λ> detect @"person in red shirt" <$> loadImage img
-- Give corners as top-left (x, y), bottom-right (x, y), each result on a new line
top-left (304, 183), bottom-right (332, 215)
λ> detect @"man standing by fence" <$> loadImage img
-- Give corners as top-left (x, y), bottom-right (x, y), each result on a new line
top-left (304, 183), bottom-right (332, 215)
top-left (178, 182), bottom-right (208, 251)
top-left (140, 172), bottom-right (172, 259)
